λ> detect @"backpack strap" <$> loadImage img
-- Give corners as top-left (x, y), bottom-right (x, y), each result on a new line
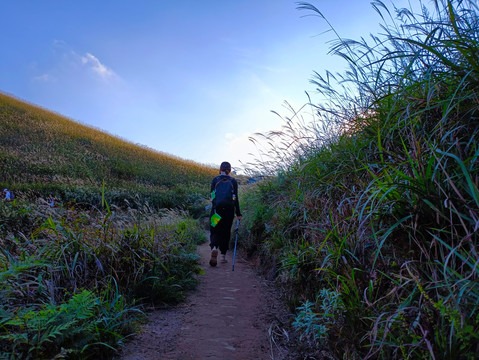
top-left (214, 176), bottom-right (233, 191)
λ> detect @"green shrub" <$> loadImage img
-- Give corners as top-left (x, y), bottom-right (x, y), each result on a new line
top-left (242, 1), bottom-right (479, 358)
top-left (0, 200), bottom-right (205, 358)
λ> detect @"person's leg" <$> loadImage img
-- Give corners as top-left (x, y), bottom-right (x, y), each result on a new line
top-left (209, 227), bottom-right (218, 250)
top-left (209, 210), bottom-right (219, 267)
top-left (217, 209), bottom-right (234, 262)
top-left (209, 231), bottom-right (219, 266)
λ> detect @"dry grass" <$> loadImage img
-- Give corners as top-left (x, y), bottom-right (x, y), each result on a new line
top-left (0, 92), bottom-right (217, 209)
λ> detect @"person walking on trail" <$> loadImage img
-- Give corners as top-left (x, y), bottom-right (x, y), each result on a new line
top-left (209, 161), bottom-right (242, 267)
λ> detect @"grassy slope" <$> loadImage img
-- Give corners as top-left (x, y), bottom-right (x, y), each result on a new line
top-left (0, 93), bottom-right (216, 358)
top-left (0, 92), bottom-right (217, 208)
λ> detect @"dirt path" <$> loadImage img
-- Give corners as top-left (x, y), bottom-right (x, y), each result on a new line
top-left (118, 239), bottom-right (291, 360)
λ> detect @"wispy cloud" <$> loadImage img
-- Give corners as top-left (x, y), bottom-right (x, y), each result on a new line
top-left (32, 41), bottom-right (119, 83)
top-left (33, 74), bottom-right (54, 82)
top-left (80, 52), bottom-right (116, 79)
top-left (229, 44), bottom-right (288, 73)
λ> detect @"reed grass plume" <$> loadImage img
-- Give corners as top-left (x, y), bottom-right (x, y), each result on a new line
top-left (242, 1), bottom-right (479, 358)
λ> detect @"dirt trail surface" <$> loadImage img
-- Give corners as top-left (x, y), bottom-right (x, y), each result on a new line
top-left (119, 239), bottom-right (291, 360)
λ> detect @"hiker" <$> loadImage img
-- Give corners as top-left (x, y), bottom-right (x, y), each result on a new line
top-left (48, 194), bottom-right (55, 207)
top-left (3, 188), bottom-right (13, 201)
top-left (209, 161), bottom-right (242, 266)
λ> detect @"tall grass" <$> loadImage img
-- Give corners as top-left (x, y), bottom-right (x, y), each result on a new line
top-left (0, 198), bottom-right (206, 359)
top-left (242, 1), bottom-right (479, 358)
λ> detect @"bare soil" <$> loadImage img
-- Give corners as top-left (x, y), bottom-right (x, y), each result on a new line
top-left (118, 239), bottom-right (295, 360)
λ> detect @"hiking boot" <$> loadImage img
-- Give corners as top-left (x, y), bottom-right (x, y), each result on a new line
top-left (220, 254), bottom-right (227, 263)
top-left (209, 249), bottom-right (218, 267)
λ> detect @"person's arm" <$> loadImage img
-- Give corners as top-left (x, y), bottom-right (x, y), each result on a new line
top-left (210, 177), bottom-right (216, 199)
top-left (233, 179), bottom-right (242, 218)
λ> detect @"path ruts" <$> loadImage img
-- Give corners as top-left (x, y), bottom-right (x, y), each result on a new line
top-left (119, 237), bottom-right (281, 359)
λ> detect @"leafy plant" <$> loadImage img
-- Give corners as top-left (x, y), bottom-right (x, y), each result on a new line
top-left (241, 0), bottom-right (479, 358)
top-left (0, 196), bottom-right (206, 358)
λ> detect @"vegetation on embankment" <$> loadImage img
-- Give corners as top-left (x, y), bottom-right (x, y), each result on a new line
top-left (0, 92), bottom-right (217, 210)
top-left (0, 90), bottom-right (216, 358)
top-left (0, 198), bottom-right (206, 359)
top-left (240, 1), bottom-right (479, 359)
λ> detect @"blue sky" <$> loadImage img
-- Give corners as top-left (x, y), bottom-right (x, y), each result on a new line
top-left (1, 0), bottom-right (412, 172)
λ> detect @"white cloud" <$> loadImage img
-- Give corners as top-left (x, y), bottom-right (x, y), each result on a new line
top-left (81, 53), bottom-right (116, 79)
top-left (31, 42), bottom-right (120, 84)
top-left (52, 39), bottom-right (68, 49)
top-left (33, 74), bottom-right (54, 82)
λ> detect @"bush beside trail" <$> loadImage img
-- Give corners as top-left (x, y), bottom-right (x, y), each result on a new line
top-left (0, 182), bottom-right (209, 217)
top-left (0, 199), bottom-right (206, 359)
top-left (240, 1), bottom-right (479, 359)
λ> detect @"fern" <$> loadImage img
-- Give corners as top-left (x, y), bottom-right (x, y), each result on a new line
top-left (0, 290), bottom-right (99, 358)
top-left (0, 256), bottom-right (47, 283)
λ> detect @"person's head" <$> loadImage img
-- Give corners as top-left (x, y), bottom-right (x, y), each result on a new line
top-left (219, 161), bottom-right (231, 175)
top-left (3, 189), bottom-right (7, 193)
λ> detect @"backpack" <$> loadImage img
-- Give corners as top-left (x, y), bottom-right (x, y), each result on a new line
top-left (213, 177), bottom-right (235, 209)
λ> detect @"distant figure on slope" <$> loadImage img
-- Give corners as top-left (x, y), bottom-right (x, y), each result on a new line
top-left (3, 188), bottom-right (13, 201)
top-left (209, 162), bottom-right (242, 266)
top-left (48, 194), bottom-right (55, 207)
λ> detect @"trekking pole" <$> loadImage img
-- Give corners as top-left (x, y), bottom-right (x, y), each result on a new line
top-left (232, 219), bottom-right (240, 271)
